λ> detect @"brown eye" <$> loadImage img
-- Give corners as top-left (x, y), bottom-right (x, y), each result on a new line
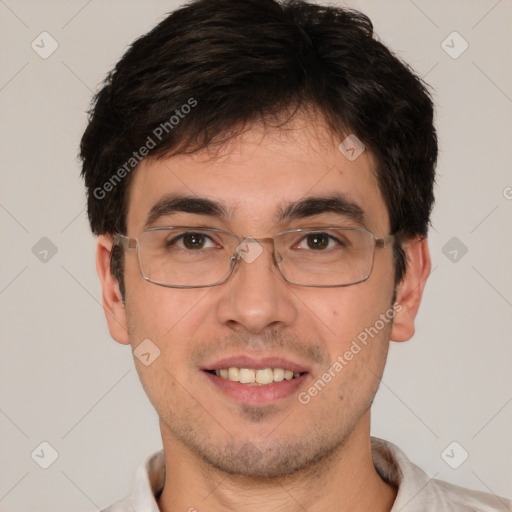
top-left (181, 233), bottom-right (207, 249)
top-left (305, 233), bottom-right (330, 250)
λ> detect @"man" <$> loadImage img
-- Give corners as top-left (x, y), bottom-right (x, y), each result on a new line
top-left (80, 0), bottom-right (511, 510)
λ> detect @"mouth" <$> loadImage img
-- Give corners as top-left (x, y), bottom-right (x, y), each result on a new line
top-left (205, 367), bottom-right (304, 385)
top-left (201, 356), bottom-right (310, 404)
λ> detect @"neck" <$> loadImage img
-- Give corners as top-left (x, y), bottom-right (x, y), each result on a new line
top-left (157, 416), bottom-right (397, 512)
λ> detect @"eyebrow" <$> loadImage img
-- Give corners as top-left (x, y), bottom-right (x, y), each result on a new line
top-left (278, 195), bottom-right (366, 226)
top-left (144, 194), bottom-right (228, 229)
top-left (144, 193), bottom-right (366, 229)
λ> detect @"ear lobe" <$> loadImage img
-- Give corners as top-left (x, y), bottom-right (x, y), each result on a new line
top-left (96, 235), bottom-right (130, 345)
top-left (390, 236), bottom-right (431, 343)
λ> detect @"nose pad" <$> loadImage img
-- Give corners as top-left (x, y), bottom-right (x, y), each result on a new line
top-left (216, 240), bottom-right (298, 332)
top-left (235, 238), bottom-right (264, 264)
top-left (231, 238), bottom-right (283, 279)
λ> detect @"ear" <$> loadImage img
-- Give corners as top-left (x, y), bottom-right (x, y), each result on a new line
top-left (390, 236), bottom-right (431, 342)
top-left (96, 235), bottom-right (130, 344)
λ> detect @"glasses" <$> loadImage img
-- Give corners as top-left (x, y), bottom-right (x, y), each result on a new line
top-left (113, 226), bottom-right (397, 288)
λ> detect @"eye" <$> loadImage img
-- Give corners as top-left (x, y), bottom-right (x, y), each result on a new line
top-left (297, 232), bottom-right (339, 250)
top-left (168, 232), bottom-right (217, 250)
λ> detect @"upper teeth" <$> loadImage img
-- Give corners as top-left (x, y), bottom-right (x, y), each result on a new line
top-left (215, 367), bottom-right (301, 385)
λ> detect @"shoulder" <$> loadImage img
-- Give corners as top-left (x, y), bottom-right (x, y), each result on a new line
top-left (100, 450), bottom-right (165, 512)
top-left (426, 478), bottom-right (512, 512)
top-left (371, 438), bottom-right (512, 512)
top-left (101, 496), bottom-right (133, 512)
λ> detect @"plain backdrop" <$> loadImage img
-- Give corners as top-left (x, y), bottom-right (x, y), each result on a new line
top-left (0, 1), bottom-right (511, 511)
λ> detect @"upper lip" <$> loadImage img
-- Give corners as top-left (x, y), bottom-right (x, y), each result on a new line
top-left (202, 355), bottom-right (311, 374)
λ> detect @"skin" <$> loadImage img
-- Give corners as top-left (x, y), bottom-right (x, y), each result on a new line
top-left (96, 113), bottom-right (431, 512)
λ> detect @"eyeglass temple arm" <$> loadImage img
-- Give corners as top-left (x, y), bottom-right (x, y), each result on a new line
top-left (375, 233), bottom-right (400, 248)
top-left (113, 231), bottom-right (400, 250)
top-left (113, 233), bottom-right (137, 249)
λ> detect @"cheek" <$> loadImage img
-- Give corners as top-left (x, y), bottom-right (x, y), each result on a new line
top-left (124, 283), bottom-right (212, 413)
top-left (297, 272), bottom-right (395, 400)
top-left (126, 284), bottom-right (211, 345)
top-left (302, 277), bottom-right (394, 348)
top-left (124, 248), bottom-right (204, 336)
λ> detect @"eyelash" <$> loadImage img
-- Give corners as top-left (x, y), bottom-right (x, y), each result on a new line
top-left (163, 231), bottom-right (347, 252)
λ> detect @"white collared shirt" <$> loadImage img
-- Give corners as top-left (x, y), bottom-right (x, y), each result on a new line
top-left (102, 438), bottom-right (511, 511)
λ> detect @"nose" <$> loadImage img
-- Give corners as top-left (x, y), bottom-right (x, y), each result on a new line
top-left (215, 240), bottom-right (298, 334)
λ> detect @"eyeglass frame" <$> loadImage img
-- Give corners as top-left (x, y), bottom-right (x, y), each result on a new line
top-left (113, 226), bottom-right (399, 289)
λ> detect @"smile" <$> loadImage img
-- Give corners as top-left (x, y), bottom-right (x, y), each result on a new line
top-left (208, 367), bottom-right (303, 385)
top-left (202, 356), bottom-right (310, 403)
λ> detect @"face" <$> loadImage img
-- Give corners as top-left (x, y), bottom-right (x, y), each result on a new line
top-left (101, 115), bottom-right (417, 479)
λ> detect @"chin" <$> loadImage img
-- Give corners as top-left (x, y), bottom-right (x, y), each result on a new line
top-left (189, 431), bottom-right (348, 480)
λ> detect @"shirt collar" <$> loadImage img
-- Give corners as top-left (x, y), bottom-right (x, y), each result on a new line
top-left (132, 450), bottom-right (165, 512)
top-left (131, 438), bottom-right (430, 511)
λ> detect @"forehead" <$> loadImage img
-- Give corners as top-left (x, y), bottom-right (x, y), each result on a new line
top-left (125, 117), bottom-right (389, 235)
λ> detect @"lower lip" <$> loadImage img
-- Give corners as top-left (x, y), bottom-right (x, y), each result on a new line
top-left (203, 371), bottom-right (308, 404)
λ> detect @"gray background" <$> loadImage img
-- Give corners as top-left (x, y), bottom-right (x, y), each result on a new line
top-left (0, 0), bottom-right (511, 511)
